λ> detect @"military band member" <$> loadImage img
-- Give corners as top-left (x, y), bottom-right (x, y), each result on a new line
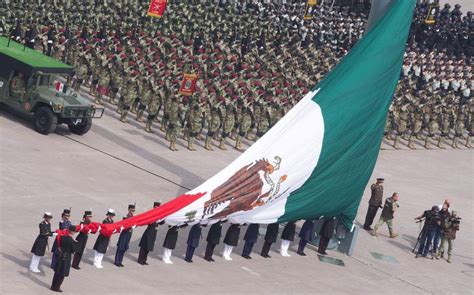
top-left (204, 221), bottom-right (223, 262)
top-left (50, 225), bottom-right (78, 293)
top-left (71, 210), bottom-right (93, 270)
top-left (242, 223), bottom-right (260, 259)
top-left (363, 178), bottom-right (384, 231)
top-left (138, 202), bottom-right (163, 265)
top-left (30, 212), bottom-right (55, 273)
top-left (51, 209), bottom-right (72, 269)
top-left (297, 219), bottom-right (315, 256)
top-left (261, 222), bottom-right (279, 258)
top-left (114, 204), bottom-right (136, 267)
top-left (280, 221), bottom-right (296, 257)
top-left (222, 223), bottom-right (241, 260)
top-left (185, 224), bottom-right (202, 263)
top-left (92, 209), bottom-right (115, 268)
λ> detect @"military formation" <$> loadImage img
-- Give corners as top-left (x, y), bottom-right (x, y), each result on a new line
top-left (1, 1), bottom-right (472, 151)
top-left (29, 206), bottom-right (331, 292)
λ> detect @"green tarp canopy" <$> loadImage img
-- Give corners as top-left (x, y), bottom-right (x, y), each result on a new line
top-left (0, 37), bottom-right (74, 75)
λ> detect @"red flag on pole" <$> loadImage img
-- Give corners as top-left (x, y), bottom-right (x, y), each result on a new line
top-left (148, 0), bottom-right (167, 18)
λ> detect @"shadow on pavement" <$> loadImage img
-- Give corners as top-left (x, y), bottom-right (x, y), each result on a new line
top-left (88, 124), bottom-right (205, 188)
top-left (387, 239), bottom-right (414, 253)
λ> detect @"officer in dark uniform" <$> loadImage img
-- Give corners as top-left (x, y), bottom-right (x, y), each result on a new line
top-left (93, 209), bottom-right (115, 268)
top-left (24, 23), bottom-right (37, 49)
top-left (51, 225), bottom-right (78, 293)
top-left (162, 225), bottom-right (183, 264)
top-left (114, 204), bottom-right (136, 267)
top-left (204, 221), bottom-right (223, 262)
top-left (46, 24), bottom-right (56, 56)
top-left (138, 202), bottom-right (163, 265)
top-left (51, 209), bottom-right (72, 269)
top-left (30, 212), bottom-right (55, 273)
top-left (223, 223), bottom-right (242, 260)
top-left (242, 223), bottom-right (260, 259)
top-left (280, 221), bottom-right (296, 256)
top-left (318, 217), bottom-right (336, 255)
top-left (72, 210), bottom-right (92, 269)
top-left (261, 222), bottom-right (279, 258)
top-left (185, 224), bottom-right (202, 263)
top-left (297, 219), bottom-right (315, 256)
top-left (363, 178), bottom-right (384, 231)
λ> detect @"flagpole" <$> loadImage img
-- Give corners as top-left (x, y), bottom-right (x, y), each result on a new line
top-left (366, 0), bottom-right (396, 33)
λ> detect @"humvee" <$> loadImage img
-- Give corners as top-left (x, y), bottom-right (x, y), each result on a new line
top-left (0, 37), bottom-right (103, 135)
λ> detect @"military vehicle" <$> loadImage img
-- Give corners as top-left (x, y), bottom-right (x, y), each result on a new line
top-left (0, 37), bottom-right (103, 135)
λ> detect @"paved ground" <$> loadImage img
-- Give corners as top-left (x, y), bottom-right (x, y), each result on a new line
top-left (0, 99), bottom-right (472, 294)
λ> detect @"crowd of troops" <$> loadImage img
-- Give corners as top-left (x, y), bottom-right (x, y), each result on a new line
top-left (0, 0), bottom-right (472, 150)
top-left (30, 205), bottom-right (336, 292)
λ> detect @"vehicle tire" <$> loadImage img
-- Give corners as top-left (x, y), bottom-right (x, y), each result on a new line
top-left (68, 118), bottom-right (92, 135)
top-left (33, 106), bottom-right (58, 135)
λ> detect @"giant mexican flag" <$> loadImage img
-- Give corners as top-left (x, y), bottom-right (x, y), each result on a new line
top-left (91, 0), bottom-right (415, 237)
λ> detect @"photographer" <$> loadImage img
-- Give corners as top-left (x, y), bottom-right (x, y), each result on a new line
top-left (415, 206), bottom-right (440, 258)
top-left (439, 211), bottom-right (461, 263)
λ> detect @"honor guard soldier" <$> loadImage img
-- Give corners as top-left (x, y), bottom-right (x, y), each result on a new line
top-left (280, 221), bottom-right (296, 257)
top-left (50, 225), bottom-right (78, 293)
top-left (261, 222), bottom-right (279, 258)
top-left (363, 178), bottom-right (384, 231)
top-left (204, 221), bottom-right (223, 262)
top-left (114, 204), bottom-right (136, 267)
top-left (51, 209), bottom-right (72, 269)
top-left (162, 225), bottom-right (181, 264)
top-left (318, 217), bottom-right (336, 255)
top-left (138, 202), bottom-right (163, 265)
top-left (30, 212), bottom-right (55, 273)
top-left (185, 224), bottom-right (202, 263)
top-left (223, 223), bottom-right (242, 260)
top-left (297, 219), bottom-right (315, 256)
top-left (93, 209), bottom-right (115, 268)
top-left (72, 210), bottom-right (93, 270)
top-left (242, 223), bottom-right (260, 259)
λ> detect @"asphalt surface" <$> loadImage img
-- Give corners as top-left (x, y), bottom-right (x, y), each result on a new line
top-left (0, 96), bottom-right (472, 294)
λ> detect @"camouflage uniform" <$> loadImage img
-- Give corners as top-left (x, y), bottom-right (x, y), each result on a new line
top-left (187, 104), bottom-right (203, 151)
top-left (256, 105), bottom-right (271, 140)
top-left (161, 93), bottom-right (171, 132)
top-left (94, 66), bottom-right (109, 105)
top-left (109, 67), bottom-right (122, 105)
top-left (144, 90), bottom-right (162, 133)
top-left (425, 106), bottom-right (440, 149)
top-left (235, 106), bottom-right (253, 151)
top-left (438, 106), bottom-right (452, 149)
top-left (408, 106), bottom-right (423, 149)
top-left (167, 98), bottom-right (181, 151)
top-left (393, 105), bottom-right (409, 149)
top-left (74, 58), bottom-right (88, 92)
top-left (136, 80), bottom-right (152, 122)
top-left (205, 104), bottom-right (222, 151)
top-left (219, 105), bottom-right (235, 150)
top-left (452, 105), bottom-right (466, 148)
top-left (90, 62), bottom-right (99, 97)
top-left (120, 79), bottom-right (138, 123)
